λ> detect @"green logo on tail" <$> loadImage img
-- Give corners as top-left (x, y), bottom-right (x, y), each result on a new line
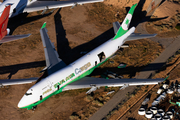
top-left (113, 3), bottom-right (137, 40)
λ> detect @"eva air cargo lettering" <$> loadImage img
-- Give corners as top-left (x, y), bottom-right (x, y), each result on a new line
top-left (17, 4), bottom-right (163, 110)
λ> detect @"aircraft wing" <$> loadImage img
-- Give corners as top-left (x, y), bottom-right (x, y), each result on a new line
top-left (113, 21), bottom-right (156, 41)
top-left (24, 0), bottom-right (103, 13)
top-left (40, 23), bottom-right (66, 73)
top-left (0, 77), bottom-right (38, 87)
top-left (0, 34), bottom-right (31, 43)
top-left (62, 77), bottom-right (164, 91)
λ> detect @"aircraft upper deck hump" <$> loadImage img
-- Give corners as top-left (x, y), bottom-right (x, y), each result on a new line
top-left (0, 5), bottom-right (10, 39)
top-left (113, 3), bottom-right (137, 40)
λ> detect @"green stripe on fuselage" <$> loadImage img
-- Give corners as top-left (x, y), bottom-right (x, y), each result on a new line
top-left (19, 56), bottom-right (110, 110)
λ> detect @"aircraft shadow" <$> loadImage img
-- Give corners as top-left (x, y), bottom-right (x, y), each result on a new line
top-left (54, 8), bottom-right (114, 64)
top-left (0, 61), bottom-right (45, 79)
top-left (64, 27), bottom-right (114, 64)
top-left (0, 57), bottom-right (174, 79)
top-left (90, 60), bottom-right (177, 78)
top-left (8, 12), bottom-right (53, 35)
top-left (54, 8), bottom-right (71, 64)
top-left (129, 0), bottom-right (167, 28)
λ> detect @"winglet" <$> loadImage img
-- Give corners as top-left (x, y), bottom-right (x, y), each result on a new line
top-left (113, 3), bottom-right (137, 40)
top-left (164, 75), bottom-right (169, 81)
top-left (41, 22), bottom-right (46, 29)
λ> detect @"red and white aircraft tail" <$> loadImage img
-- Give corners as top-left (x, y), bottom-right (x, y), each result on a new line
top-left (0, 5), bottom-right (10, 39)
top-left (0, 5), bottom-right (30, 43)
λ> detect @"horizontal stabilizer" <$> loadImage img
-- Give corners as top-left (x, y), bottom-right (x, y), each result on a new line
top-left (62, 77), bottom-right (164, 91)
top-left (24, 0), bottom-right (103, 13)
top-left (113, 21), bottom-right (120, 34)
top-left (112, 21), bottom-right (156, 41)
top-left (0, 34), bottom-right (31, 43)
top-left (0, 77), bottom-right (38, 87)
top-left (124, 33), bottom-right (157, 42)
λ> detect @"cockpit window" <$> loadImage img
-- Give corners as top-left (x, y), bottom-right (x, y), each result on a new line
top-left (25, 93), bottom-right (32, 96)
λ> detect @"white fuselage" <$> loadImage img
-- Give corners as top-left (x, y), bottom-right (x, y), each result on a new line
top-left (18, 27), bottom-right (135, 108)
top-left (0, 0), bottom-right (35, 18)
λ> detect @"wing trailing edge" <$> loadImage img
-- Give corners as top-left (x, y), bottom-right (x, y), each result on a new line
top-left (24, 0), bottom-right (104, 13)
top-left (62, 77), bottom-right (164, 91)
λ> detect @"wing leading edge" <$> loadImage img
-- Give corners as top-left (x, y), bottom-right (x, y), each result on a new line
top-left (40, 23), bottom-right (66, 74)
top-left (0, 77), bottom-right (38, 87)
top-left (62, 77), bottom-right (164, 91)
top-left (0, 34), bottom-right (31, 43)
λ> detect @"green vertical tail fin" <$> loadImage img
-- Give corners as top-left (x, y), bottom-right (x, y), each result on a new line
top-left (113, 3), bottom-right (137, 40)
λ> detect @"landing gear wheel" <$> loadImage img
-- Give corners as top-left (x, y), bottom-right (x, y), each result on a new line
top-left (32, 106), bottom-right (37, 111)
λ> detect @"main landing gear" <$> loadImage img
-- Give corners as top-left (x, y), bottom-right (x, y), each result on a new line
top-left (32, 105), bottom-right (37, 111)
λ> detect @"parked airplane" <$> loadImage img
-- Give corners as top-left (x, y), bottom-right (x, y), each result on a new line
top-left (13, 3), bottom-right (165, 110)
top-left (0, 0), bottom-right (103, 18)
top-left (0, 5), bottom-right (30, 43)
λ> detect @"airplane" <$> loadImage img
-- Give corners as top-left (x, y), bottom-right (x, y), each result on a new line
top-left (14, 3), bottom-right (166, 110)
top-left (0, 5), bottom-right (30, 43)
top-left (0, 0), bottom-right (104, 18)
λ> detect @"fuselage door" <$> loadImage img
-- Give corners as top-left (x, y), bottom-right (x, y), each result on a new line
top-left (98, 52), bottom-right (106, 62)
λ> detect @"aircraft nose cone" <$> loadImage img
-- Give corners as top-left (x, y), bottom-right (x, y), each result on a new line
top-left (18, 101), bottom-right (23, 108)
top-left (18, 96), bottom-right (27, 108)
top-left (18, 99), bottom-right (24, 108)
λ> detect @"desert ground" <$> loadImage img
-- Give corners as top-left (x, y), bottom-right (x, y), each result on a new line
top-left (0, 0), bottom-right (180, 120)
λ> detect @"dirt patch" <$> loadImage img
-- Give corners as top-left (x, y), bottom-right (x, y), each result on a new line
top-left (87, 3), bottom-right (126, 28)
top-left (103, 0), bottom-right (151, 11)
top-left (145, 1), bottom-right (180, 37)
top-left (146, 12), bottom-right (180, 37)
top-left (153, 1), bottom-right (180, 21)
